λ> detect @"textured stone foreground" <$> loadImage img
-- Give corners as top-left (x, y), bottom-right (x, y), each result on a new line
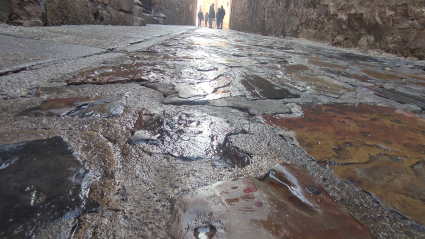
top-left (0, 24), bottom-right (425, 238)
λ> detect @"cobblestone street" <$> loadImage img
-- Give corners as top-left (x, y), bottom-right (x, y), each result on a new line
top-left (1, 24), bottom-right (425, 238)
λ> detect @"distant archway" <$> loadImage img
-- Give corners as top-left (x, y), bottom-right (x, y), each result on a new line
top-left (196, 0), bottom-right (231, 29)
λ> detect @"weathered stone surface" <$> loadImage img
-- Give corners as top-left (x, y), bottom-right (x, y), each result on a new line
top-left (46, 0), bottom-right (94, 25)
top-left (132, 16), bottom-right (146, 26)
top-left (0, 137), bottom-right (97, 238)
top-left (1, 0), bottom-right (44, 25)
top-left (210, 96), bottom-right (292, 116)
top-left (17, 96), bottom-right (126, 118)
top-left (230, 0), bottom-right (425, 59)
top-left (262, 104), bottom-right (425, 226)
top-left (169, 163), bottom-right (372, 238)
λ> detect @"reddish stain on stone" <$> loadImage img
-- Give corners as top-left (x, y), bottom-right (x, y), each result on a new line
top-left (261, 104), bottom-right (425, 226)
top-left (243, 180), bottom-right (258, 193)
top-left (254, 201), bottom-right (263, 208)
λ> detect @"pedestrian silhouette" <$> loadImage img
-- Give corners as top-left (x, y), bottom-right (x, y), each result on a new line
top-left (217, 5), bottom-right (226, 29)
top-left (197, 8), bottom-right (204, 27)
top-left (209, 4), bottom-right (215, 28)
top-left (204, 12), bottom-right (208, 27)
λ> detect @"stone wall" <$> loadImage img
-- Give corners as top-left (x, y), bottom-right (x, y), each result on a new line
top-left (152, 0), bottom-right (197, 25)
top-left (230, 0), bottom-right (425, 59)
top-left (0, 0), bottom-right (196, 27)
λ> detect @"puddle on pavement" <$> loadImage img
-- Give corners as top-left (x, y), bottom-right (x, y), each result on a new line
top-left (372, 87), bottom-right (425, 109)
top-left (241, 75), bottom-right (300, 99)
top-left (128, 110), bottom-right (249, 168)
top-left (0, 137), bottom-right (98, 238)
top-left (169, 162), bottom-right (372, 238)
top-left (362, 70), bottom-right (402, 80)
top-left (309, 59), bottom-right (347, 70)
top-left (17, 96), bottom-right (125, 118)
top-left (277, 74), bottom-right (354, 98)
top-left (67, 63), bottom-right (165, 85)
top-left (262, 104), bottom-right (425, 226)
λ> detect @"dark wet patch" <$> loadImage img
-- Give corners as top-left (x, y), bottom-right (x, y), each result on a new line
top-left (213, 135), bottom-right (251, 169)
top-left (241, 75), bottom-right (300, 99)
top-left (67, 63), bottom-right (166, 85)
top-left (261, 104), bottom-right (425, 226)
top-left (362, 70), bottom-right (402, 80)
top-left (309, 59), bottom-right (347, 69)
top-left (372, 87), bottom-right (425, 109)
top-left (169, 163), bottom-right (372, 238)
top-left (17, 96), bottom-right (125, 118)
top-left (193, 225), bottom-right (216, 239)
top-left (0, 137), bottom-right (97, 238)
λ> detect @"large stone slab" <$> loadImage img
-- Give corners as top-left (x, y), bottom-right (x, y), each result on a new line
top-left (0, 137), bottom-right (98, 238)
top-left (262, 104), bottom-right (425, 227)
top-left (169, 163), bottom-right (372, 238)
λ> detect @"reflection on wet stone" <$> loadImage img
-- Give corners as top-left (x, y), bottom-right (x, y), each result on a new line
top-left (128, 110), bottom-right (248, 167)
top-left (17, 96), bottom-right (126, 118)
top-left (262, 104), bottom-right (425, 226)
top-left (169, 163), bottom-right (372, 238)
top-left (67, 62), bottom-right (166, 85)
top-left (0, 137), bottom-right (97, 238)
top-left (241, 75), bottom-right (300, 99)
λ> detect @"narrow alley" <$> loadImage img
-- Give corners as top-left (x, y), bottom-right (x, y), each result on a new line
top-left (1, 24), bottom-right (425, 238)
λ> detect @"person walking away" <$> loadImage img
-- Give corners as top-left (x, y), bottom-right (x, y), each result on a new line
top-left (204, 12), bottom-right (208, 27)
top-left (198, 8), bottom-right (204, 27)
top-left (217, 5), bottom-right (226, 29)
top-left (216, 11), bottom-right (219, 28)
top-left (209, 4), bottom-right (215, 28)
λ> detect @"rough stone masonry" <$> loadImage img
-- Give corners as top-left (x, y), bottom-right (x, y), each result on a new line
top-left (0, 0), bottom-right (196, 27)
top-left (230, 0), bottom-right (425, 59)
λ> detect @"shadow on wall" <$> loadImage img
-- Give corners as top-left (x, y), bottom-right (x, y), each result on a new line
top-left (229, 0), bottom-right (425, 59)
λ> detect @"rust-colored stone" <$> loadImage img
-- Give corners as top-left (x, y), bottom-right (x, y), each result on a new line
top-left (169, 163), bottom-right (372, 239)
top-left (261, 104), bottom-right (425, 226)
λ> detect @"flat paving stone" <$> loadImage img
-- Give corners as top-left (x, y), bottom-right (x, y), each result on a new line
top-left (0, 137), bottom-right (97, 238)
top-left (262, 104), bottom-right (425, 226)
top-left (169, 162), bottom-right (372, 239)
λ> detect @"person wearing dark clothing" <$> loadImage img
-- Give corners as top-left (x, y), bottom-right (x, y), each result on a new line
top-left (198, 9), bottom-right (204, 27)
top-left (209, 4), bottom-right (215, 28)
top-left (217, 6), bottom-right (226, 29)
top-left (204, 12), bottom-right (208, 26)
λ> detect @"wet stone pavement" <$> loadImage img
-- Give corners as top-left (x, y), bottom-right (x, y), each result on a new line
top-left (0, 25), bottom-right (425, 238)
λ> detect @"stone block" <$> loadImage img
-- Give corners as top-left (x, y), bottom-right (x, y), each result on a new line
top-left (110, 0), bottom-right (133, 12)
top-left (2, 0), bottom-right (44, 24)
top-left (46, 0), bottom-right (94, 25)
top-left (132, 5), bottom-right (144, 17)
top-left (132, 16), bottom-right (145, 26)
